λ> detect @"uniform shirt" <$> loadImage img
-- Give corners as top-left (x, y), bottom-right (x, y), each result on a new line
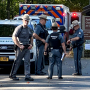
top-left (34, 23), bottom-right (47, 46)
top-left (34, 23), bottom-right (45, 36)
top-left (12, 25), bottom-right (32, 45)
top-left (46, 32), bottom-right (64, 44)
top-left (72, 28), bottom-right (84, 45)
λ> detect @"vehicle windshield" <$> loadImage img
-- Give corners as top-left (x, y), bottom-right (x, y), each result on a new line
top-left (0, 25), bottom-right (17, 37)
top-left (31, 19), bottom-right (52, 30)
top-left (14, 18), bottom-right (22, 20)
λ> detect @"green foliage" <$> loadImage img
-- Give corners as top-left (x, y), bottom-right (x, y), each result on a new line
top-left (0, 0), bottom-right (89, 19)
top-left (0, 0), bottom-right (24, 19)
top-left (63, 0), bottom-right (89, 12)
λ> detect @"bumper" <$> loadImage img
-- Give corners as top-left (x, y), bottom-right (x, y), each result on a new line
top-left (0, 52), bottom-right (35, 68)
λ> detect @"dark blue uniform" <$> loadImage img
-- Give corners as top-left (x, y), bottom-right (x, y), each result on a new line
top-left (71, 28), bottom-right (84, 75)
top-left (34, 23), bottom-right (46, 74)
top-left (46, 32), bottom-right (64, 78)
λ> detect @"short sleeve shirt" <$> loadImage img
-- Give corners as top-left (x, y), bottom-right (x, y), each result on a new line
top-left (72, 28), bottom-right (84, 45)
top-left (34, 23), bottom-right (45, 36)
top-left (12, 25), bottom-right (32, 45)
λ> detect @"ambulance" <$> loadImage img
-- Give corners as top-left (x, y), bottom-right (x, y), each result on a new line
top-left (19, 4), bottom-right (82, 47)
top-left (0, 20), bottom-right (36, 73)
top-left (19, 4), bottom-right (70, 44)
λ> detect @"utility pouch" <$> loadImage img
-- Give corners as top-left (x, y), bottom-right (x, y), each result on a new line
top-left (36, 40), bottom-right (44, 47)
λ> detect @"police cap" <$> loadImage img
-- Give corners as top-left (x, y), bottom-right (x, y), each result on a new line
top-left (52, 22), bottom-right (58, 28)
top-left (39, 14), bottom-right (48, 20)
top-left (22, 14), bottom-right (30, 21)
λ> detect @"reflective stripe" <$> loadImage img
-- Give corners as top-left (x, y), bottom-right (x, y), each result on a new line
top-left (19, 5), bottom-right (64, 26)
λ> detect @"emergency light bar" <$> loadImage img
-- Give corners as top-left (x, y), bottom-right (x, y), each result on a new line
top-left (31, 6), bottom-right (36, 10)
top-left (47, 6), bottom-right (52, 10)
top-left (23, 6), bottom-right (27, 10)
top-left (55, 7), bottom-right (60, 10)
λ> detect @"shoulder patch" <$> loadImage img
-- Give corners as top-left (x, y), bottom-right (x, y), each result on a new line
top-left (79, 32), bottom-right (81, 34)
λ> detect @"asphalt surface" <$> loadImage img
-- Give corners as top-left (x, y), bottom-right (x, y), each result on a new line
top-left (0, 56), bottom-right (90, 90)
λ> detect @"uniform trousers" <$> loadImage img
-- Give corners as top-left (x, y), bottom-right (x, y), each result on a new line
top-left (48, 49), bottom-right (62, 78)
top-left (73, 45), bottom-right (83, 74)
top-left (10, 47), bottom-right (31, 78)
top-left (36, 44), bottom-right (44, 73)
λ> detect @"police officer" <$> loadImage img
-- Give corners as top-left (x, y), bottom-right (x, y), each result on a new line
top-left (9, 14), bottom-right (34, 81)
top-left (67, 20), bottom-right (84, 76)
top-left (44, 22), bottom-right (66, 79)
top-left (33, 14), bottom-right (48, 75)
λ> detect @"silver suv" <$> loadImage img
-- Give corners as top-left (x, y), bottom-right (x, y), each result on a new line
top-left (0, 20), bottom-right (36, 73)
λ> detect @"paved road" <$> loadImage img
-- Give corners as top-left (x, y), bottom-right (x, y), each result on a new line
top-left (0, 57), bottom-right (90, 90)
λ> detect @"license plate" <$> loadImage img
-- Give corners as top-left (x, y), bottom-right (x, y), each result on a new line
top-left (0, 56), bottom-right (9, 61)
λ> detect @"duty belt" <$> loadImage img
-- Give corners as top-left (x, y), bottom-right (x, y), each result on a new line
top-left (50, 47), bottom-right (60, 49)
top-left (72, 44), bottom-right (83, 48)
top-left (24, 45), bottom-right (30, 49)
top-left (20, 44), bottom-right (30, 49)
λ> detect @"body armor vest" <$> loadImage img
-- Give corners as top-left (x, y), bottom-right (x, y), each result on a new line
top-left (49, 33), bottom-right (61, 49)
top-left (38, 24), bottom-right (48, 39)
top-left (36, 24), bottom-right (49, 47)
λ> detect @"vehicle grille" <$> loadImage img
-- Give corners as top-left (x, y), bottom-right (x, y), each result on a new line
top-left (0, 45), bottom-right (14, 52)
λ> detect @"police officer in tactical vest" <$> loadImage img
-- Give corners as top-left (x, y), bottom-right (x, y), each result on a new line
top-left (44, 22), bottom-right (66, 79)
top-left (33, 14), bottom-right (48, 75)
top-left (9, 14), bottom-right (34, 81)
top-left (67, 20), bottom-right (84, 76)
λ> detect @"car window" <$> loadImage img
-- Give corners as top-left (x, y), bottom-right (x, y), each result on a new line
top-left (13, 18), bottom-right (17, 20)
top-left (0, 25), bottom-right (17, 37)
top-left (18, 18), bottom-right (22, 20)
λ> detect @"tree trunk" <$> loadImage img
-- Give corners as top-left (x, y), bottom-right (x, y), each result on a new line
top-left (7, 0), bottom-right (10, 19)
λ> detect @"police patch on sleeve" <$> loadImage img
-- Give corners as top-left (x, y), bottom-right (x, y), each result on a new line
top-left (79, 32), bottom-right (81, 34)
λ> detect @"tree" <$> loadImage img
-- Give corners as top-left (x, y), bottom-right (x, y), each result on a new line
top-left (63, 0), bottom-right (89, 12)
top-left (0, 0), bottom-right (89, 19)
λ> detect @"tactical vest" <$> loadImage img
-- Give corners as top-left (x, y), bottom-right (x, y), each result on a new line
top-left (14, 25), bottom-right (32, 50)
top-left (18, 25), bottom-right (32, 45)
top-left (36, 24), bottom-right (49, 47)
top-left (49, 33), bottom-right (61, 49)
top-left (37, 24), bottom-right (49, 39)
